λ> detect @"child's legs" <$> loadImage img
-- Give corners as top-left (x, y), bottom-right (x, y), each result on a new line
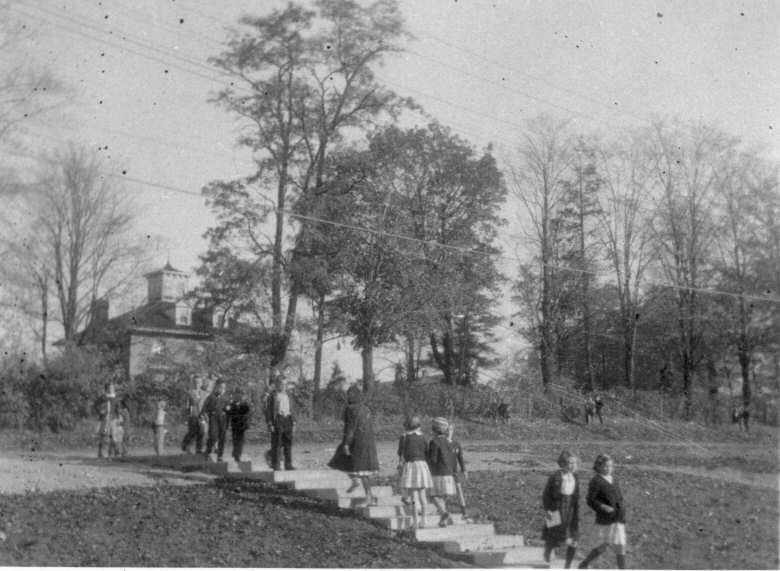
top-left (455, 481), bottom-right (467, 511)
top-left (430, 494), bottom-right (447, 515)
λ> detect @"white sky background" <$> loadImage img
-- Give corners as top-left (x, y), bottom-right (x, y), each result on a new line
top-left (5, 0), bottom-right (779, 378)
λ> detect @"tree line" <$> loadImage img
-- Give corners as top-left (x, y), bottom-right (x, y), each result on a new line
top-left (0, 0), bottom-right (777, 426)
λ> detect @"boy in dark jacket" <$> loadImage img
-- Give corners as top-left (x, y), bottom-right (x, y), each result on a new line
top-left (226, 388), bottom-right (251, 462)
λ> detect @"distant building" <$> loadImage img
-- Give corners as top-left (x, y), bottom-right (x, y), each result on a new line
top-left (75, 262), bottom-right (217, 378)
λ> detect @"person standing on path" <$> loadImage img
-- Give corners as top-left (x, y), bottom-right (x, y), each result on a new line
top-left (541, 450), bottom-right (581, 568)
top-left (118, 396), bottom-right (132, 457)
top-left (181, 375), bottom-right (208, 454)
top-left (340, 385), bottom-right (379, 506)
top-left (226, 387), bottom-right (251, 462)
top-left (579, 454), bottom-right (627, 569)
top-left (152, 399), bottom-right (168, 456)
top-left (265, 372), bottom-right (295, 471)
top-left (93, 383), bottom-right (117, 458)
top-left (202, 379), bottom-right (229, 462)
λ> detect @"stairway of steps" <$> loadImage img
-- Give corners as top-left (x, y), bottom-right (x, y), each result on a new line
top-left (118, 454), bottom-right (565, 568)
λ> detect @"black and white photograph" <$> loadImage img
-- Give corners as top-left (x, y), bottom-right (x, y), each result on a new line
top-left (0, 0), bottom-right (777, 568)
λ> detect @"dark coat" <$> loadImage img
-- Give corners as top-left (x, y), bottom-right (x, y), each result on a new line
top-left (342, 402), bottom-right (379, 473)
top-left (541, 470), bottom-right (580, 545)
top-left (427, 435), bottom-right (457, 476)
top-left (226, 400), bottom-right (251, 432)
top-left (586, 474), bottom-right (626, 525)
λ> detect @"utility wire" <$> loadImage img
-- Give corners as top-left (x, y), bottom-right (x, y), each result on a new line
top-left (111, 173), bottom-right (780, 305)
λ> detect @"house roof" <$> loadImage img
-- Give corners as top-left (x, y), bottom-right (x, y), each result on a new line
top-left (144, 261), bottom-right (187, 278)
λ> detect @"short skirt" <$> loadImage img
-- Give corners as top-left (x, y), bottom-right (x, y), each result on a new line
top-left (431, 475), bottom-right (457, 496)
top-left (400, 460), bottom-right (433, 490)
top-left (597, 522), bottom-right (626, 546)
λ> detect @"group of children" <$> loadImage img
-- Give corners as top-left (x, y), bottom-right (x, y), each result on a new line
top-left (396, 415), bottom-right (468, 530)
top-left (542, 450), bottom-right (627, 569)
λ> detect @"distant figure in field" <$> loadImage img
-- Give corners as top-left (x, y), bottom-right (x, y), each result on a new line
top-left (593, 395), bottom-right (604, 425)
top-left (541, 450), bottom-right (580, 568)
top-left (584, 396), bottom-right (596, 425)
top-left (579, 454), bottom-right (627, 569)
top-left (496, 399), bottom-right (510, 424)
top-left (731, 404), bottom-right (750, 432)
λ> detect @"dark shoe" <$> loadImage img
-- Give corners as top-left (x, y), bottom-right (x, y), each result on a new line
top-left (346, 480), bottom-right (361, 494)
top-left (285, 465), bottom-right (295, 470)
top-left (438, 512), bottom-right (451, 527)
top-left (272, 465), bottom-right (281, 471)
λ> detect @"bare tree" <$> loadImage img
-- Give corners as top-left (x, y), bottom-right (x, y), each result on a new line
top-left (3, 144), bottom-right (147, 349)
top-left (648, 120), bottom-right (730, 418)
top-left (509, 116), bottom-right (573, 391)
top-left (596, 132), bottom-right (656, 394)
top-left (0, 8), bottom-right (66, 191)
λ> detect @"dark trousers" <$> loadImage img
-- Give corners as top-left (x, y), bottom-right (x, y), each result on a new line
top-left (231, 427), bottom-right (247, 461)
top-left (270, 416), bottom-right (294, 469)
top-left (205, 415), bottom-right (227, 459)
top-left (181, 417), bottom-right (204, 453)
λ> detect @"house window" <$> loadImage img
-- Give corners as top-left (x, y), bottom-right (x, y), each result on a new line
top-left (178, 314), bottom-right (189, 325)
top-left (151, 340), bottom-right (163, 355)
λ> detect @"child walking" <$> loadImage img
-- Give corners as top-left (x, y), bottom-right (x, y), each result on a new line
top-left (541, 450), bottom-right (580, 568)
top-left (397, 415), bottom-right (433, 530)
top-left (153, 400), bottom-right (167, 456)
top-left (426, 417), bottom-right (458, 527)
top-left (447, 423), bottom-right (470, 521)
top-left (579, 454), bottom-right (627, 569)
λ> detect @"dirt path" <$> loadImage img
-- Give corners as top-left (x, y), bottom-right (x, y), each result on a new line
top-left (0, 439), bottom-right (774, 494)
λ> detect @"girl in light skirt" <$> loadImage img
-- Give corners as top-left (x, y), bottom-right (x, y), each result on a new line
top-left (397, 415), bottom-right (433, 529)
top-left (579, 454), bottom-right (627, 569)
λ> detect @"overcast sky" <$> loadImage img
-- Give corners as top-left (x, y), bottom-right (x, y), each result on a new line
top-left (6, 0), bottom-right (779, 375)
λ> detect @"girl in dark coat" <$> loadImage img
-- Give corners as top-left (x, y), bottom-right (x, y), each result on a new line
top-left (542, 450), bottom-right (580, 568)
top-left (579, 454), bottom-right (627, 569)
top-left (341, 385), bottom-right (379, 506)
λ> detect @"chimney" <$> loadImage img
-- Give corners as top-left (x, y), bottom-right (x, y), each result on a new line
top-left (90, 298), bottom-right (109, 327)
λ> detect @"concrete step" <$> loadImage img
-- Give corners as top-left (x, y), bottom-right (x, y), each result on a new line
top-left (362, 504), bottom-right (453, 519)
top-left (415, 523), bottom-right (495, 542)
top-left (285, 477), bottom-right (362, 491)
top-left (464, 546), bottom-right (547, 567)
top-left (267, 469), bottom-right (353, 485)
top-left (438, 534), bottom-right (527, 554)
top-left (374, 513), bottom-right (471, 530)
top-left (300, 486), bottom-right (395, 504)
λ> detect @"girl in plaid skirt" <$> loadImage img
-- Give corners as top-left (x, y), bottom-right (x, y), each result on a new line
top-left (397, 415), bottom-right (433, 529)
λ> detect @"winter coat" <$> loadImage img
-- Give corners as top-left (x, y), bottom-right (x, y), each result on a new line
top-left (342, 400), bottom-right (379, 473)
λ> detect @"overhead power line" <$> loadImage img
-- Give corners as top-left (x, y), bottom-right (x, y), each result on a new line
top-left (110, 173), bottom-right (780, 305)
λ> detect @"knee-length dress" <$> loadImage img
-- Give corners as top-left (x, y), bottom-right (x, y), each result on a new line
top-left (541, 470), bottom-right (580, 547)
top-left (398, 431), bottom-right (433, 490)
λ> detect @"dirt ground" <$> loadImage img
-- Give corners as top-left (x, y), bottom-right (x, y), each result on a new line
top-left (1, 438), bottom-right (774, 495)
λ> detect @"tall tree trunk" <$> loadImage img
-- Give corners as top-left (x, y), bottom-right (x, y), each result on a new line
top-left (39, 273), bottom-right (49, 366)
top-left (312, 294), bottom-right (325, 418)
top-left (405, 333), bottom-right (416, 383)
top-left (361, 344), bottom-right (375, 395)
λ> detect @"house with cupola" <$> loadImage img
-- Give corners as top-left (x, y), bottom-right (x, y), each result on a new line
top-left (77, 262), bottom-right (217, 379)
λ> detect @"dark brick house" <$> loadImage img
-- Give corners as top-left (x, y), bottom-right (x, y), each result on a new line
top-left (78, 263), bottom-right (216, 378)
